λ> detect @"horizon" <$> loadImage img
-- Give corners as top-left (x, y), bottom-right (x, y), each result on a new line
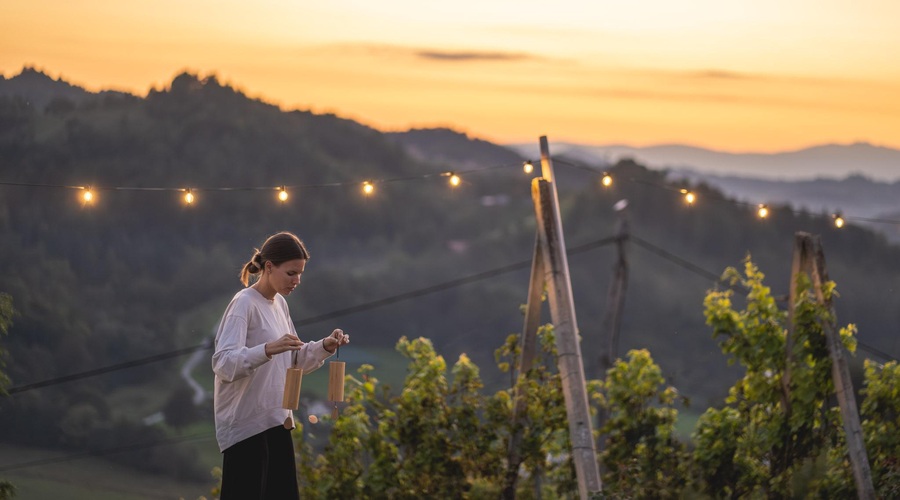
top-left (3, 0), bottom-right (900, 155)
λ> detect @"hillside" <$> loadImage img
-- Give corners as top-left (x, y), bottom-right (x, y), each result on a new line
top-left (386, 128), bottom-right (524, 170)
top-left (1, 69), bottom-right (899, 484)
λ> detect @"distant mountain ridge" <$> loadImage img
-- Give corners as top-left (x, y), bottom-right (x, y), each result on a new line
top-left (507, 142), bottom-right (900, 182)
top-left (0, 66), bottom-right (130, 109)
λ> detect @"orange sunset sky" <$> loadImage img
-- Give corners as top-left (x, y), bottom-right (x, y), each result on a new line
top-left (3, 0), bottom-right (900, 152)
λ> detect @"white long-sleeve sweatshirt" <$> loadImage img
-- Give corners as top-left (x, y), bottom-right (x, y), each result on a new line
top-left (212, 287), bottom-right (333, 452)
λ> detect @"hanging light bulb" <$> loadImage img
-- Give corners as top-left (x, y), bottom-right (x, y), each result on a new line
top-left (362, 181), bottom-right (374, 195)
top-left (681, 188), bottom-right (696, 205)
top-left (833, 213), bottom-right (845, 228)
top-left (601, 172), bottom-right (613, 187)
top-left (757, 204), bottom-right (769, 219)
top-left (278, 186), bottom-right (289, 202)
top-left (445, 172), bottom-right (461, 187)
top-left (81, 186), bottom-right (94, 203)
top-left (523, 161), bottom-right (534, 174)
top-left (184, 188), bottom-right (195, 205)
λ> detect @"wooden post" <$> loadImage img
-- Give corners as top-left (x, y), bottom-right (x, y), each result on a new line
top-left (503, 235), bottom-right (545, 499)
top-left (596, 204), bottom-right (629, 459)
top-left (599, 205), bottom-right (629, 376)
top-left (533, 136), bottom-right (602, 498)
top-left (790, 233), bottom-right (875, 499)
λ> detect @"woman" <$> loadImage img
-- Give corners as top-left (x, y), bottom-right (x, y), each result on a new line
top-left (212, 231), bottom-right (349, 499)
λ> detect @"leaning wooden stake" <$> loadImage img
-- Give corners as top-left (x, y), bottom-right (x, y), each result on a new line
top-left (531, 136), bottom-right (602, 499)
top-left (502, 235), bottom-right (545, 499)
top-left (789, 232), bottom-right (875, 500)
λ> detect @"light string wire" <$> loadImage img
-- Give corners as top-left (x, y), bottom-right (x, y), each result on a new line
top-left (0, 162), bottom-right (520, 196)
top-left (1, 156), bottom-right (898, 227)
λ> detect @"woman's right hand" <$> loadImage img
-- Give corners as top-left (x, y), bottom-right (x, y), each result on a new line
top-left (265, 334), bottom-right (304, 358)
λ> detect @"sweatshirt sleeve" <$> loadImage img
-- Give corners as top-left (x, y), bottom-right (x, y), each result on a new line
top-left (212, 313), bottom-right (271, 383)
top-left (295, 338), bottom-right (334, 374)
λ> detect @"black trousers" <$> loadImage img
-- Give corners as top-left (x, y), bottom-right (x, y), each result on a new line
top-left (221, 425), bottom-right (300, 500)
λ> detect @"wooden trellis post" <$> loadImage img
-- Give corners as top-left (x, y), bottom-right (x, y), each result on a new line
top-left (599, 204), bottom-right (629, 377)
top-left (789, 232), bottom-right (874, 500)
top-left (596, 203), bottom-right (629, 458)
top-left (506, 137), bottom-right (602, 499)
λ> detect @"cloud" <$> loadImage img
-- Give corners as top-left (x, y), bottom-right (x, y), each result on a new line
top-left (414, 49), bottom-right (536, 62)
top-left (311, 43), bottom-right (542, 63)
top-left (690, 69), bottom-right (757, 80)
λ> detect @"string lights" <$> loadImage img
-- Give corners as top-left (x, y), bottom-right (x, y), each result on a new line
top-left (442, 171), bottom-right (461, 187)
top-left (833, 213), bottom-right (845, 228)
top-left (601, 172), bottom-right (613, 188)
top-left (3, 158), bottom-right (899, 230)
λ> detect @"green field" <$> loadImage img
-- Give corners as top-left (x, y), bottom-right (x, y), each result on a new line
top-left (0, 444), bottom-right (214, 500)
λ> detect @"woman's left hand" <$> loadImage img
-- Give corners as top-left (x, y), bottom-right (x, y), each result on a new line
top-left (324, 328), bottom-right (350, 353)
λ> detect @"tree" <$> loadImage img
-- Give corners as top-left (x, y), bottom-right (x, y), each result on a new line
top-left (295, 330), bottom-right (581, 499)
top-left (0, 293), bottom-right (17, 499)
top-left (597, 349), bottom-right (691, 499)
top-left (495, 325), bottom-right (578, 499)
top-left (822, 359), bottom-right (900, 497)
top-left (694, 258), bottom-right (855, 498)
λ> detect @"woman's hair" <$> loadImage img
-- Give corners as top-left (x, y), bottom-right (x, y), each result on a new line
top-left (240, 232), bottom-right (310, 286)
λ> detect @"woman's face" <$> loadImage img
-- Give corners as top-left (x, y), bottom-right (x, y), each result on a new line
top-left (267, 259), bottom-right (306, 296)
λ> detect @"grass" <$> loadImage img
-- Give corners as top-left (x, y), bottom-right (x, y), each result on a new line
top-left (0, 444), bottom-right (213, 500)
top-left (675, 408), bottom-right (701, 440)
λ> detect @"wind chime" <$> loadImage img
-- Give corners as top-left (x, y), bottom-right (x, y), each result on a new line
top-left (281, 345), bottom-right (346, 422)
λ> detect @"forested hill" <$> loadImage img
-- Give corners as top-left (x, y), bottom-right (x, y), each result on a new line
top-left (1, 70), bottom-right (899, 476)
top-left (385, 128), bottom-right (523, 169)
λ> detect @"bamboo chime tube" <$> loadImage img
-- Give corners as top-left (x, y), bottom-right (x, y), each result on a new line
top-left (329, 361), bottom-right (345, 418)
top-left (328, 361), bottom-right (345, 402)
top-left (283, 352), bottom-right (303, 410)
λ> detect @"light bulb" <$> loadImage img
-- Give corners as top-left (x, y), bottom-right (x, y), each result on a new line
top-left (449, 173), bottom-right (461, 187)
top-left (601, 173), bottom-right (613, 187)
top-left (82, 187), bottom-right (94, 203)
top-left (523, 161), bottom-right (534, 174)
top-left (184, 189), bottom-right (194, 204)
top-left (833, 214), bottom-right (845, 228)
top-left (757, 204), bottom-right (769, 218)
top-left (278, 187), bottom-right (289, 202)
top-left (363, 181), bottom-right (374, 195)
top-left (684, 191), bottom-right (696, 205)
